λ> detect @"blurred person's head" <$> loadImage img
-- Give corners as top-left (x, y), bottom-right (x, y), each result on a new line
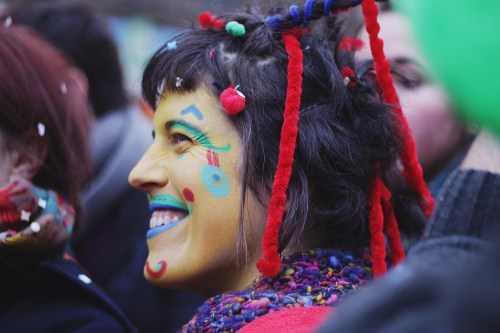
top-left (10, 0), bottom-right (128, 118)
top-left (356, 5), bottom-right (474, 181)
top-left (0, 24), bottom-right (92, 216)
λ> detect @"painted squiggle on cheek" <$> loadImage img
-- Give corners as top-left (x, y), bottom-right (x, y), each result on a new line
top-left (200, 150), bottom-right (230, 198)
top-left (145, 260), bottom-right (167, 279)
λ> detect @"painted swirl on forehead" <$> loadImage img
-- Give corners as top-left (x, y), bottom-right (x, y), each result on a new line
top-left (169, 122), bottom-right (232, 153)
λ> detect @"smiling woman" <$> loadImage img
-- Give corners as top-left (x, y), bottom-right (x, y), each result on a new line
top-left (128, 0), bottom-right (431, 331)
top-left (129, 88), bottom-right (263, 295)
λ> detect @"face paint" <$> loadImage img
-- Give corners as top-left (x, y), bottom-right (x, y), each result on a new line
top-left (129, 88), bottom-right (266, 295)
top-left (168, 121), bottom-right (232, 153)
top-left (201, 150), bottom-right (230, 198)
top-left (180, 104), bottom-right (204, 121)
top-left (145, 260), bottom-right (167, 279)
top-left (148, 194), bottom-right (189, 238)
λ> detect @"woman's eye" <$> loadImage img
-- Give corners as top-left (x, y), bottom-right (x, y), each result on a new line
top-left (170, 133), bottom-right (193, 146)
top-left (390, 63), bottom-right (425, 89)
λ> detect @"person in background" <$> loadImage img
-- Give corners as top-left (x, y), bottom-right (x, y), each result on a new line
top-left (355, 2), bottom-right (476, 198)
top-left (10, 2), bottom-right (204, 332)
top-left (0, 23), bottom-right (136, 333)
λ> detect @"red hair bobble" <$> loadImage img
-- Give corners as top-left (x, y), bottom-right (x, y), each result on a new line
top-left (199, 11), bottom-right (226, 30)
top-left (220, 85), bottom-right (246, 115)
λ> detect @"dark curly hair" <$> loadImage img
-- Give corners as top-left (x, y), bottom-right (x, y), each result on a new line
top-left (142, 0), bottom-right (426, 263)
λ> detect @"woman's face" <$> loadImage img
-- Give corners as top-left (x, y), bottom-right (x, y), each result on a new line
top-left (129, 88), bottom-right (265, 295)
top-left (357, 12), bottom-right (466, 180)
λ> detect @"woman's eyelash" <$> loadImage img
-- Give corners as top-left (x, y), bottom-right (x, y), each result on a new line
top-left (171, 133), bottom-right (193, 145)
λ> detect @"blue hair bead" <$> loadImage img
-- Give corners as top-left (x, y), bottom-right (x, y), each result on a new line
top-left (289, 5), bottom-right (301, 25)
top-left (324, 0), bottom-right (334, 16)
top-left (266, 14), bottom-right (282, 29)
top-left (166, 40), bottom-right (177, 51)
top-left (304, 0), bottom-right (316, 25)
top-left (352, 0), bottom-right (361, 5)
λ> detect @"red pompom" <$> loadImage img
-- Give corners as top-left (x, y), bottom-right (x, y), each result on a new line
top-left (220, 86), bottom-right (246, 115)
top-left (198, 11), bottom-right (226, 30)
top-left (199, 11), bottom-right (214, 29)
top-left (212, 19), bottom-right (226, 30)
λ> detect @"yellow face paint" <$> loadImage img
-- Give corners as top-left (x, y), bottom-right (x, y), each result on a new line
top-left (129, 88), bottom-right (266, 295)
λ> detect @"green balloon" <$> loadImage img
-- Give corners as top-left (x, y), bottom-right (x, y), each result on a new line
top-left (395, 0), bottom-right (500, 135)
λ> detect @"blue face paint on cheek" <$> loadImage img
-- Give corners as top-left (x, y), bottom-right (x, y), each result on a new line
top-left (200, 165), bottom-right (230, 198)
top-left (180, 104), bottom-right (204, 121)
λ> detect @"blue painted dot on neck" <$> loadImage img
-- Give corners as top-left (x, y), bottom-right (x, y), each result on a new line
top-left (180, 104), bottom-right (204, 121)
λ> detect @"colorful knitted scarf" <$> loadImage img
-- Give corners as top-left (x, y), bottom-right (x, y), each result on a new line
top-left (180, 248), bottom-right (373, 332)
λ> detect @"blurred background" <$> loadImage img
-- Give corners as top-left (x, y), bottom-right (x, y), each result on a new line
top-left (2, 0), bottom-right (294, 99)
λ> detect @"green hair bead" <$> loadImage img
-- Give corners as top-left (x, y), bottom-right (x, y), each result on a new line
top-left (225, 21), bottom-right (245, 37)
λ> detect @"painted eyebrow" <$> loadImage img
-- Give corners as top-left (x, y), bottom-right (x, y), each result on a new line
top-left (164, 119), bottom-right (232, 153)
top-left (165, 119), bottom-right (204, 135)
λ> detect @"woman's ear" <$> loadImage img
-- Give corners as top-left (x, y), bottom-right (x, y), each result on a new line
top-left (10, 139), bottom-right (48, 181)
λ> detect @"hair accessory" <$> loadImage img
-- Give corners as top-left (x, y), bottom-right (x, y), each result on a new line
top-left (342, 66), bottom-right (356, 88)
top-left (226, 21), bottom-right (246, 37)
top-left (257, 28), bottom-right (304, 279)
top-left (220, 85), bottom-right (246, 115)
top-left (339, 37), bottom-right (364, 52)
top-left (167, 41), bottom-right (177, 51)
top-left (304, 0), bottom-right (317, 25)
top-left (266, 14), bottom-right (283, 29)
top-left (209, 48), bottom-right (215, 59)
top-left (324, 0), bottom-right (335, 15)
top-left (289, 5), bottom-right (301, 24)
top-left (175, 77), bottom-right (183, 88)
top-left (4, 16), bottom-right (12, 28)
top-left (37, 122), bottom-right (46, 137)
top-left (199, 11), bottom-right (225, 30)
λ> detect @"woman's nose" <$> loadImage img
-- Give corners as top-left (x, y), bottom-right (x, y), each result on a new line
top-left (128, 147), bottom-right (168, 192)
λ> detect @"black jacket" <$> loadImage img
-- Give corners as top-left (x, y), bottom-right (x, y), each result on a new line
top-left (0, 248), bottom-right (137, 333)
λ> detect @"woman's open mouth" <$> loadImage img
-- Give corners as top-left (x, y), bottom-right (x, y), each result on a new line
top-left (147, 194), bottom-right (189, 239)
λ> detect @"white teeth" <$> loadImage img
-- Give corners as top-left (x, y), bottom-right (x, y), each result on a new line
top-left (149, 212), bottom-right (184, 229)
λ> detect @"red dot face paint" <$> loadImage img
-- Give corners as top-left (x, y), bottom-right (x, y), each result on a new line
top-left (183, 188), bottom-right (195, 202)
top-left (145, 260), bottom-right (167, 279)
